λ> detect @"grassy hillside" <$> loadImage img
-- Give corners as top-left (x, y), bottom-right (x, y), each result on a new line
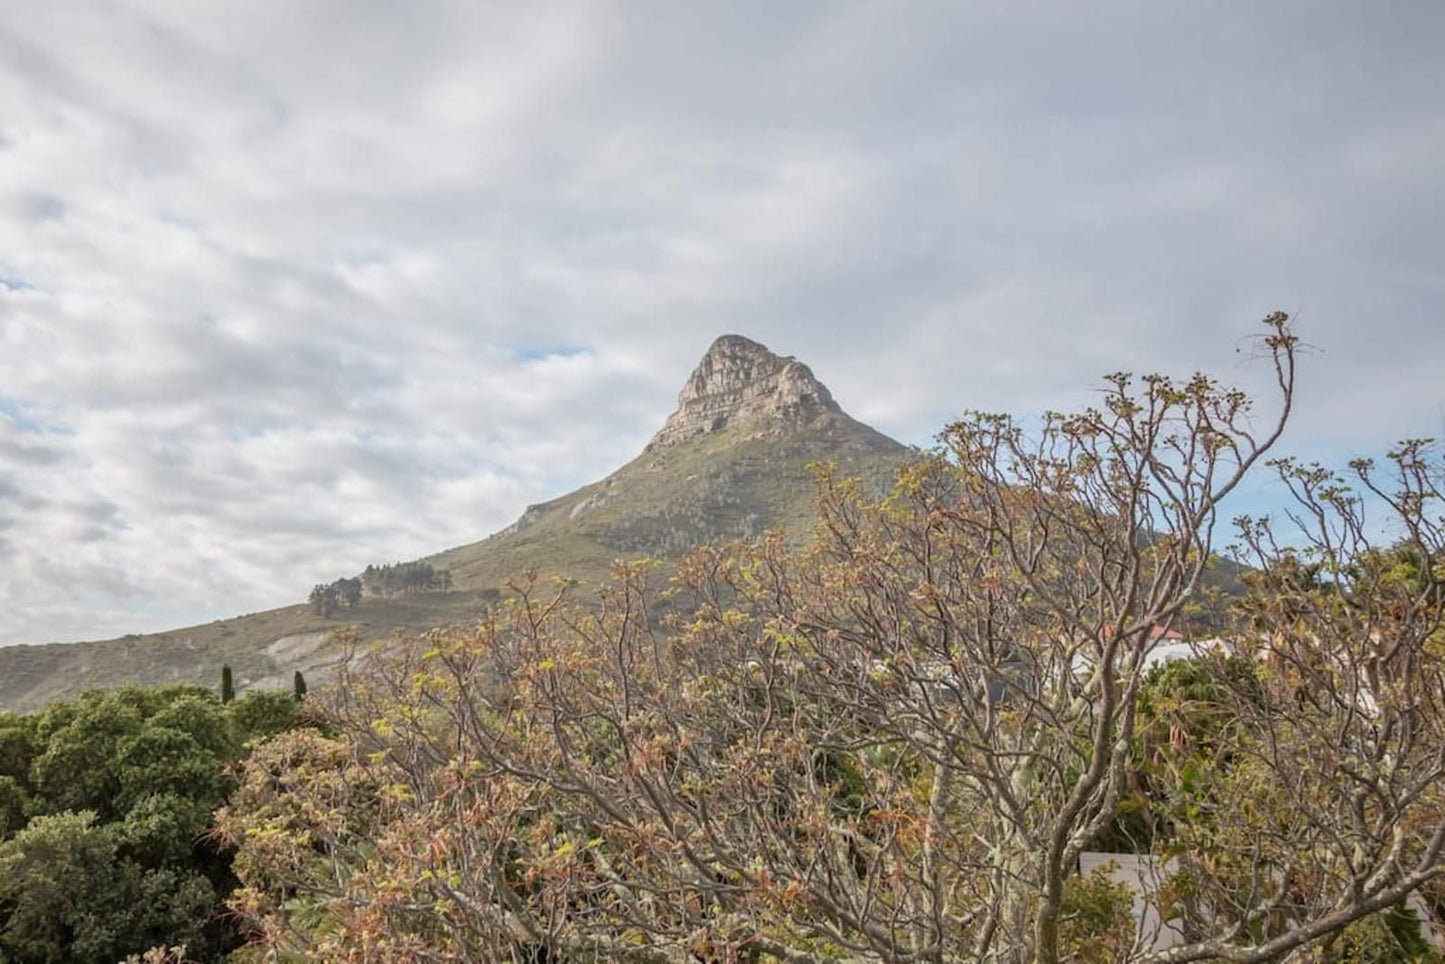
top-left (432, 413), bottom-right (907, 588)
top-left (0, 592), bottom-right (509, 713)
top-left (0, 413), bottom-right (909, 713)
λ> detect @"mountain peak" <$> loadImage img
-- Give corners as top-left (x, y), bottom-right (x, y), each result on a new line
top-left (647, 335), bottom-right (842, 450)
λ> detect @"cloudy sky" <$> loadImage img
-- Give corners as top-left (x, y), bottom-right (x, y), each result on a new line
top-left (1, 2), bottom-right (1442, 645)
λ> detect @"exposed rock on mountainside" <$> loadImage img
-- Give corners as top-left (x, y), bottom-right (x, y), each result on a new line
top-left (647, 335), bottom-right (843, 449)
top-left (0, 336), bottom-right (910, 713)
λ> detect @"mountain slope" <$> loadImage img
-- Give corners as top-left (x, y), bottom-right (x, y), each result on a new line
top-left (432, 335), bottom-right (904, 592)
top-left (0, 336), bottom-right (910, 713)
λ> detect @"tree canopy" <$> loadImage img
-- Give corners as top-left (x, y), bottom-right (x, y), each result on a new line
top-left (0, 685), bottom-right (307, 963)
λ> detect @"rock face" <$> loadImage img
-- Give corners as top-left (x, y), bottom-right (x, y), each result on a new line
top-left (647, 335), bottom-right (843, 450)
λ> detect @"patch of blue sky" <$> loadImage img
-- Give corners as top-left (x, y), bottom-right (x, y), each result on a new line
top-left (159, 209), bottom-right (203, 233)
top-left (25, 193), bottom-right (65, 221)
top-left (0, 397), bottom-right (67, 435)
top-left (224, 423), bottom-right (272, 443)
top-left (0, 276), bottom-right (34, 292)
top-left (514, 345), bottom-right (590, 363)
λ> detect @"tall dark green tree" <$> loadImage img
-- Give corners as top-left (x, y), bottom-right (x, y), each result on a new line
top-left (292, 670), bottom-right (307, 701)
top-left (219, 665), bottom-right (234, 705)
top-left (357, 561), bottom-right (448, 597)
top-left (334, 577), bottom-right (363, 608)
top-left (308, 583), bottom-right (338, 617)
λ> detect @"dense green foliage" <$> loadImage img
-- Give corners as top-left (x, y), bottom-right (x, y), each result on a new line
top-left (0, 685), bottom-right (305, 963)
top-left (360, 561), bottom-right (451, 597)
top-left (310, 566), bottom-right (451, 615)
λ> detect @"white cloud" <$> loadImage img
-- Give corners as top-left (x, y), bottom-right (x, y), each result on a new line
top-left (0, 1), bottom-right (1441, 644)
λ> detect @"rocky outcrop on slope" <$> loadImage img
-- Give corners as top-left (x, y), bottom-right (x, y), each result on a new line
top-left (646, 335), bottom-right (842, 450)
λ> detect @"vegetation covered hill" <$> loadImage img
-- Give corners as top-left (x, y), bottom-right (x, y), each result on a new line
top-left (0, 336), bottom-right (909, 713)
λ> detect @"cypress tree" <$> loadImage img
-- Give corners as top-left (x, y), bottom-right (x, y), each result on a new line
top-left (293, 670), bottom-right (308, 701)
top-left (221, 664), bottom-right (234, 704)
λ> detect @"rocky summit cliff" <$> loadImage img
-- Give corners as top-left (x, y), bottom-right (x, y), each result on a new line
top-left (647, 335), bottom-right (843, 449)
top-left (0, 336), bottom-right (910, 712)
